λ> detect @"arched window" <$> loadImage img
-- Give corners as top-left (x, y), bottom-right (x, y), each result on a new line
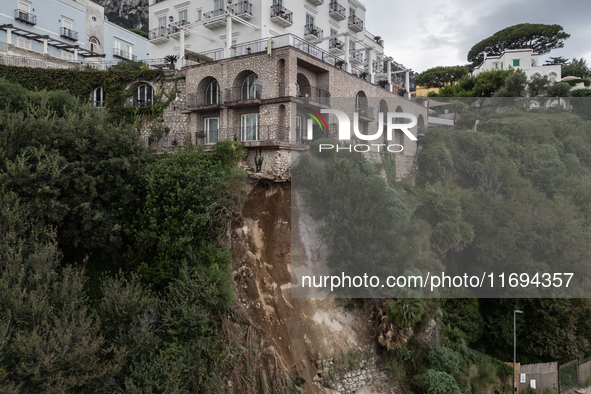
top-left (549, 72), bottom-right (557, 84)
top-left (241, 72), bottom-right (261, 100)
top-left (89, 37), bottom-right (100, 53)
top-left (204, 79), bottom-right (220, 105)
top-left (134, 84), bottom-right (154, 107)
top-left (92, 86), bottom-right (105, 107)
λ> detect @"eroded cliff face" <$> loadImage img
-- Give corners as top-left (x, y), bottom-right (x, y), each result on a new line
top-left (93, 0), bottom-right (148, 30)
top-left (231, 182), bottom-right (402, 394)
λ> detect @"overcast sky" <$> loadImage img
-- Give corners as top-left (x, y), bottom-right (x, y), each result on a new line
top-left (364, 0), bottom-right (591, 72)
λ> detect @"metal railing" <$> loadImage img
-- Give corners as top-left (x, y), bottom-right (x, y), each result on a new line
top-left (348, 15), bottom-right (364, 30)
top-left (304, 24), bottom-right (323, 39)
top-left (228, 1), bottom-right (252, 17)
top-left (169, 20), bottom-right (190, 34)
top-left (204, 9), bottom-right (225, 20)
top-left (357, 106), bottom-right (374, 120)
top-left (233, 37), bottom-right (268, 57)
top-left (149, 26), bottom-right (168, 40)
top-left (201, 125), bottom-right (289, 143)
top-left (225, 85), bottom-right (262, 102)
top-left (296, 85), bottom-right (331, 106)
top-left (270, 5), bottom-right (293, 24)
top-left (292, 35), bottom-right (339, 67)
top-left (113, 48), bottom-right (137, 61)
top-left (349, 50), bottom-right (363, 63)
top-left (329, 1), bottom-right (346, 18)
top-left (14, 9), bottom-right (36, 25)
top-left (329, 38), bottom-right (345, 51)
top-left (60, 27), bottom-right (78, 41)
top-left (186, 91), bottom-right (222, 107)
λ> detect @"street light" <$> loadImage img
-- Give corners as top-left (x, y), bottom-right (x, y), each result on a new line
top-left (514, 310), bottom-right (524, 393)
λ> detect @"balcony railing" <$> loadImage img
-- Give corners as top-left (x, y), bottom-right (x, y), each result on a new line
top-left (356, 106), bottom-right (374, 120)
top-left (204, 9), bottom-right (225, 20)
top-left (113, 48), bottom-right (137, 61)
top-left (14, 9), bottom-right (36, 25)
top-left (225, 85), bottom-right (262, 102)
top-left (304, 24), bottom-right (323, 40)
top-left (270, 5), bottom-right (293, 25)
top-left (291, 35), bottom-right (340, 67)
top-left (232, 37), bottom-right (268, 57)
top-left (186, 91), bottom-right (222, 108)
top-left (348, 15), bottom-right (364, 31)
top-left (149, 26), bottom-right (168, 40)
top-left (228, 1), bottom-right (252, 18)
top-left (60, 27), bottom-right (78, 41)
top-left (200, 125), bottom-right (289, 143)
top-left (329, 38), bottom-right (345, 51)
top-left (296, 85), bottom-right (331, 106)
top-left (329, 1), bottom-right (346, 20)
top-left (169, 20), bottom-right (190, 34)
top-left (349, 50), bottom-right (363, 63)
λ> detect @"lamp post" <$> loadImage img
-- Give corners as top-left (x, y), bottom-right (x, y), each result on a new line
top-left (514, 310), bottom-right (523, 393)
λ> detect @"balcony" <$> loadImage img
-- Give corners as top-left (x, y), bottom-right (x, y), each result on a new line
top-left (304, 24), bottom-right (323, 41)
top-left (203, 9), bottom-right (226, 29)
top-left (149, 27), bottom-right (169, 43)
top-left (14, 9), bottom-right (36, 25)
top-left (270, 5), bottom-right (293, 27)
top-left (348, 15), bottom-right (364, 32)
top-left (113, 48), bottom-right (137, 61)
top-left (349, 50), bottom-right (363, 65)
top-left (168, 20), bottom-right (190, 38)
top-left (60, 27), bottom-right (78, 41)
top-left (373, 60), bottom-right (386, 75)
top-left (329, 38), bottom-right (345, 55)
top-left (225, 85), bottom-right (262, 107)
top-left (198, 125), bottom-right (289, 147)
top-left (296, 85), bottom-right (331, 107)
top-left (329, 2), bottom-right (346, 21)
top-left (357, 106), bottom-right (374, 122)
top-left (306, 0), bottom-right (324, 5)
top-left (183, 91), bottom-right (222, 112)
top-left (228, 1), bottom-right (252, 20)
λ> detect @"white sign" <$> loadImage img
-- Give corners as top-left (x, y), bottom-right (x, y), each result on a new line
top-left (530, 379), bottom-right (536, 389)
top-left (520, 373), bottom-right (526, 383)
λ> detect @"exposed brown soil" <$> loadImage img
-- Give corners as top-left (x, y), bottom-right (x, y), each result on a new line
top-left (231, 181), bottom-right (376, 393)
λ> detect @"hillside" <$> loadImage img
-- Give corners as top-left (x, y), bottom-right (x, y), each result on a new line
top-left (94, 0), bottom-right (149, 31)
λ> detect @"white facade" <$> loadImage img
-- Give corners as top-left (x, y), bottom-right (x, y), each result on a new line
top-left (472, 49), bottom-right (561, 83)
top-left (148, 0), bottom-right (410, 92)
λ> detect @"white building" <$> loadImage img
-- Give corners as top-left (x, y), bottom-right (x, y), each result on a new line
top-left (147, 0), bottom-right (411, 93)
top-left (472, 49), bottom-right (561, 83)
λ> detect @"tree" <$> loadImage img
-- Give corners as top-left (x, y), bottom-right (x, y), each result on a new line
top-left (562, 58), bottom-right (589, 78)
top-left (422, 369), bottom-right (462, 394)
top-left (528, 74), bottom-right (550, 96)
top-left (545, 56), bottom-right (569, 65)
top-left (494, 70), bottom-right (527, 97)
top-left (416, 66), bottom-right (469, 89)
top-left (467, 24), bottom-right (570, 67)
top-left (546, 82), bottom-right (571, 97)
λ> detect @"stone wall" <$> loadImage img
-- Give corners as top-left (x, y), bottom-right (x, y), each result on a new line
top-left (243, 149), bottom-right (291, 180)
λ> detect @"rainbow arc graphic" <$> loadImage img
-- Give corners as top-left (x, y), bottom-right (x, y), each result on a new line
top-left (304, 107), bottom-right (328, 139)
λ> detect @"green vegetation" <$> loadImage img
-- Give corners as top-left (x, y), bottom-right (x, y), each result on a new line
top-left (416, 66), bottom-right (470, 89)
top-left (467, 23), bottom-right (570, 68)
top-left (0, 80), bottom-right (255, 393)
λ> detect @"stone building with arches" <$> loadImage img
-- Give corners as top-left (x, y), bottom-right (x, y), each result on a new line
top-left (169, 43), bottom-right (427, 180)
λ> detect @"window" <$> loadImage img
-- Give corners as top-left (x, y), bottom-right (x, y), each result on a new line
top-left (273, 0), bottom-right (283, 5)
top-left (196, 9), bottom-right (202, 21)
top-left (296, 116), bottom-right (302, 143)
top-left (205, 80), bottom-right (220, 105)
top-left (92, 86), bottom-right (105, 107)
top-left (500, 62), bottom-right (503, 70)
top-left (513, 59), bottom-right (520, 67)
top-left (127, 44), bottom-right (133, 59)
top-left (62, 50), bottom-right (74, 61)
top-left (241, 73), bottom-right (261, 100)
top-left (204, 117), bottom-right (219, 144)
top-left (349, 7), bottom-right (356, 17)
top-left (493, 62), bottom-right (498, 69)
top-left (158, 16), bottom-right (167, 28)
top-left (306, 14), bottom-right (314, 27)
top-left (549, 72), bottom-right (557, 84)
top-left (89, 38), bottom-right (100, 53)
top-left (18, 2), bottom-right (30, 13)
top-left (134, 84), bottom-right (154, 107)
top-left (214, 0), bottom-right (223, 11)
top-left (241, 113), bottom-right (259, 141)
top-left (16, 36), bottom-right (31, 50)
top-left (178, 9), bottom-right (188, 23)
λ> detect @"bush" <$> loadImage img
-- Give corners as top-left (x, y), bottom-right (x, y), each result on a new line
top-left (387, 298), bottom-right (425, 327)
top-left (427, 347), bottom-right (461, 375)
top-left (422, 369), bottom-right (462, 394)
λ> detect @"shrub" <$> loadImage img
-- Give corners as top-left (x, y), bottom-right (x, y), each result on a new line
top-left (422, 369), bottom-right (462, 394)
top-left (427, 347), bottom-right (461, 375)
top-left (387, 298), bottom-right (425, 327)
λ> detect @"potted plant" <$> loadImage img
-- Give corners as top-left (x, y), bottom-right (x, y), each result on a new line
top-left (335, 59), bottom-right (346, 69)
top-left (164, 54), bottom-right (179, 70)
